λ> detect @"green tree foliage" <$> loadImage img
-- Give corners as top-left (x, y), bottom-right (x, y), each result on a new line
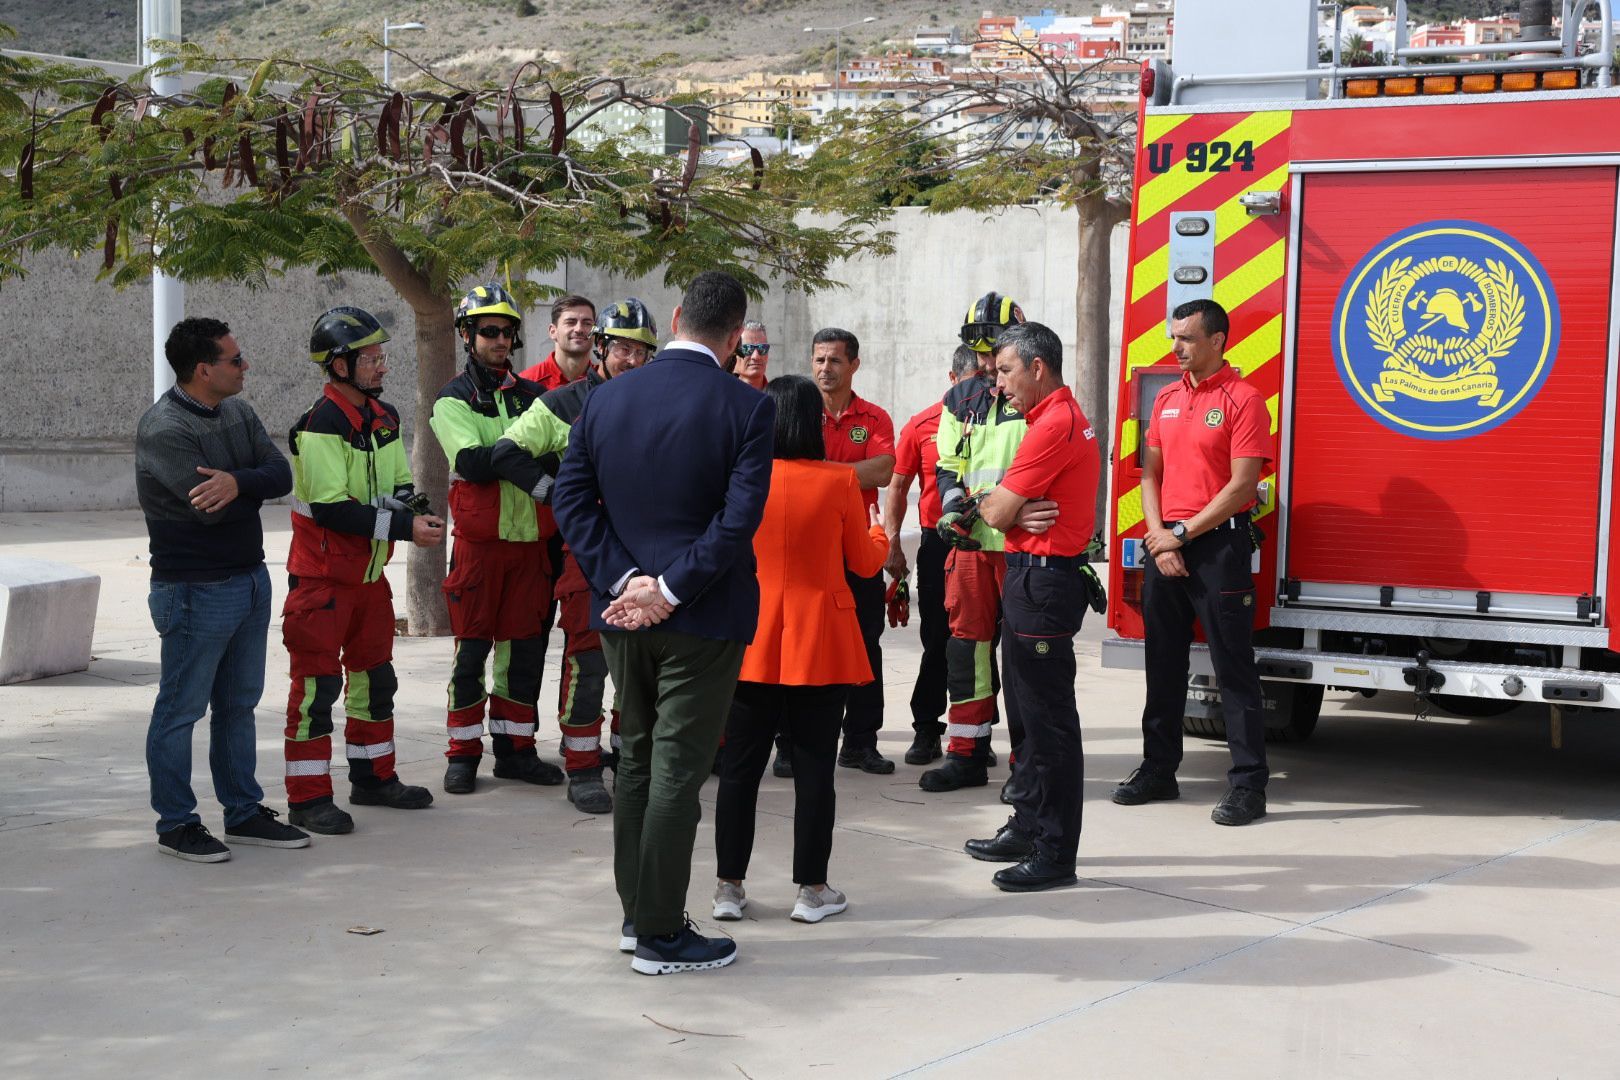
top-left (0, 30), bottom-right (895, 633)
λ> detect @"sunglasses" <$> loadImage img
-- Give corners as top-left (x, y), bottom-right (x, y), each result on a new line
top-left (736, 343), bottom-right (771, 357)
top-left (476, 325), bottom-right (518, 340)
top-left (212, 353), bottom-right (247, 368)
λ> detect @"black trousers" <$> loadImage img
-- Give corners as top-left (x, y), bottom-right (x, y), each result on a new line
top-left (716, 681), bottom-right (849, 885)
top-left (839, 568), bottom-right (887, 752)
top-left (910, 529), bottom-right (949, 737)
top-left (1003, 565), bottom-right (1087, 864)
top-left (1141, 525), bottom-right (1268, 790)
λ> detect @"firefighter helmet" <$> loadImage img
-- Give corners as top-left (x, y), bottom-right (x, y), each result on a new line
top-left (592, 297), bottom-right (658, 360)
top-left (309, 306), bottom-right (389, 366)
top-left (455, 282), bottom-right (523, 331)
top-left (959, 292), bottom-right (1026, 353)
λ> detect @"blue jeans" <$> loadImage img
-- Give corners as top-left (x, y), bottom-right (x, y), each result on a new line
top-left (146, 565), bottom-right (271, 834)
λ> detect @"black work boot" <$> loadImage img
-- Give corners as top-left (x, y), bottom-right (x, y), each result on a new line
top-left (443, 759), bottom-right (478, 795)
top-left (964, 823), bottom-right (1036, 862)
top-left (838, 746), bottom-right (895, 775)
top-left (493, 751), bottom-right (565, 786)
top-left (289, 799), bottom-right (356, 835)
top-left (1211, 785), bottom-right (1266, 826)
top-left (1111, 766), bottom-right (1180, 806)
top-left (904, 730), bottom-right (942, 766)
top-left (350, 777), bottom-right (434, 809)
top-left (567, 767), bottom-right (614, 814)
top-left (919, 754), bottom-right (988, 792)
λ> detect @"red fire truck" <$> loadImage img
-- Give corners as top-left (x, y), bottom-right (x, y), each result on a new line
top-left (1102, 0), bottom-right (1620, 740)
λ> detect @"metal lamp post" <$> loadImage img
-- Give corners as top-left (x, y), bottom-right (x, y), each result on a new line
top-left (805, 15), bottom-right (877, 111)
top-left (140, 0), bottom-right (183, 399)
top-left (382, 19), bottom-right (426, 87)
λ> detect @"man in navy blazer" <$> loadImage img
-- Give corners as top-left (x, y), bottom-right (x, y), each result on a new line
top-left (552, 270), bottom-right (774, 976)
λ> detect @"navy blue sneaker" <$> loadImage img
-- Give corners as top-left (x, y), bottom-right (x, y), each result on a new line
top-left (630, 918), bottom-right (737, 975)
top-left (619, 920), bottom-right (636, 953)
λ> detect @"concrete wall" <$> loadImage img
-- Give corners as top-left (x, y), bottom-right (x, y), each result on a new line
top-left (0, 206), bottom-right (1126, 510)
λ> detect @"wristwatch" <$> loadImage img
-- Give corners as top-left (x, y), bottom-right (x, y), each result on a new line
top-left (1170, 522), bottom-right (1189, 543)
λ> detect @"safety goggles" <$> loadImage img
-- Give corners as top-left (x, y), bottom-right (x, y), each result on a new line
top-left (475, 325), bottom-right (518, 340)
top-left (606, 339), bottom-right (651, 362)
top-left (736, 343), bottom-right (771, 357)
top-left (959, 322), bottom-right (1005, 351)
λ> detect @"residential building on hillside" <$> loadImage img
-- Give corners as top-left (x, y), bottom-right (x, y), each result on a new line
top-left (675, 72), bottom-right (818, 140)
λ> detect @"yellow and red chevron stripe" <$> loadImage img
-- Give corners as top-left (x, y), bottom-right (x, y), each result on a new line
top-left (1110, 108), bottom-right (1294, 635)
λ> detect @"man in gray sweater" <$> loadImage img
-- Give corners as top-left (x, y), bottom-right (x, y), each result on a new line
top-left (136, 317), bottom-right (311, 862)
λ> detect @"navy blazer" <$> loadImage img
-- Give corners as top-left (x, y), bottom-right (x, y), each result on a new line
top-left (552, 346), bottom-right (776, 642)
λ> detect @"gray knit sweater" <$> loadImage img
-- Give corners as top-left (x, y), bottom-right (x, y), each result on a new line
top-left (134, 388), bottom-right (292, 581)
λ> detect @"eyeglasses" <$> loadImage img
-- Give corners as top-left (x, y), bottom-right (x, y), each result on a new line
top-left (736, 343), bottom-right (771, 357)
top-left (476, 325), bottom-right (518, 340)
top-left (606, 340), bottom-right (651, 362)
top-left (212, 353), bottom-right (246, 368)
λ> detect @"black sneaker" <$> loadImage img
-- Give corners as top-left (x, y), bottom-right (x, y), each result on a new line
top-left (1111, 766), bottom-right (1180, 805)
top-left (771, 751), bottom-right (793, 779)
top-left (351, 777), bottom-right (434, 809)
top-left (838, 747), bottom-right (895, 775)
top-left (493, 752), bottom-right (565, 786)
top-left (444, 759), bottom-right (478, 795)
top-left (919, 755), bottom-right (988, 792)
top-left (289, 800), bottom-right (355, 835)
top-left (631, 918), bottom-right (738, 975)
top-left (224, 806), bottom-right (311, 849)
top-left (964, 823), bottom-right (1035, 863)
top-left (904, 731), bottom-right (942, 765)
top-left (1211, 785), bottom-right (1267, 826)
top-left (567, 767), bottom-right (614, 814)
top-left (157, 822), bottom-right (231, 863)
top-left (618, 919), bottom-right (637, 953)
top-left (993, 854), bottom-right (1080, 893)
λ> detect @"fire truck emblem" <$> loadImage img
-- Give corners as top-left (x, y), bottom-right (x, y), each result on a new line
top-left (1334, 220), bottom-right (1559, 439)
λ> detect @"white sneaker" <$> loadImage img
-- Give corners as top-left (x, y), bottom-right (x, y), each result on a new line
top-left (713, 880), bottom-right (747, 921)
top-left (790, 884), bottom-right (848, 924)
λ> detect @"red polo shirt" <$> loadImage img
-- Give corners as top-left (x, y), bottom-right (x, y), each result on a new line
top-left (894, 402), bottom-right (944, 528)
top-left (516, 352), bottom-right (579, 392)
top-left (822, 393), bottom-right (895, 511)
top-left (1145, 363), bottom-right (1271, 523)
top-left (1000, 386), bottom-right (1099, 556)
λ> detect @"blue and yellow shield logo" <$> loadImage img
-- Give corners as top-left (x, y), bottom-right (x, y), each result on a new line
top-left (1333, 220), bottom-right (1559, 439)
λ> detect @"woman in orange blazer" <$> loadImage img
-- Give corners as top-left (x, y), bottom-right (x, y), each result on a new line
top-left (713, 375), bottom-right (888, 926)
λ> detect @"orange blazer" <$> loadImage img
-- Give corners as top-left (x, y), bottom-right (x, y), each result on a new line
top-left (739, 459), bottom-right (889, 686)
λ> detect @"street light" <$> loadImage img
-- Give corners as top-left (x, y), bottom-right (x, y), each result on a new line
top-left (805, 15), bottom-right (876, 111)
top-left (382, 19), bottom-right (426, 87)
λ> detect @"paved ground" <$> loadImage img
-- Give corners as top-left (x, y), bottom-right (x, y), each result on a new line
top-left (3, 510), bottom-right (1619, 1079)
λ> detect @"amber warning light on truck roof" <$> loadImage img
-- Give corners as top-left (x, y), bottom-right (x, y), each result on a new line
top-left (1345, 70), bottom-right (1582, 98)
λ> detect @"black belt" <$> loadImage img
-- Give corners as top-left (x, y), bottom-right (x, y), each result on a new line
top-left (1168, 514), bottom-right (1248, 534)
top-left (1004, 552), bottom-right (1089, 570)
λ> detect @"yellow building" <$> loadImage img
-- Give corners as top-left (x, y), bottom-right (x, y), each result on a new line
top-left (676, 72), bottom-right (820, 137)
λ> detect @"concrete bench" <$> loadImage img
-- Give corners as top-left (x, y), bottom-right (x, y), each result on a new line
top-left (0, 557), bottom-right (100, 684)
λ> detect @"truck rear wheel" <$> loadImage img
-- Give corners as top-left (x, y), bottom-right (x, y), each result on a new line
top-left (1181, 676), bottom-right (1323, 743)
